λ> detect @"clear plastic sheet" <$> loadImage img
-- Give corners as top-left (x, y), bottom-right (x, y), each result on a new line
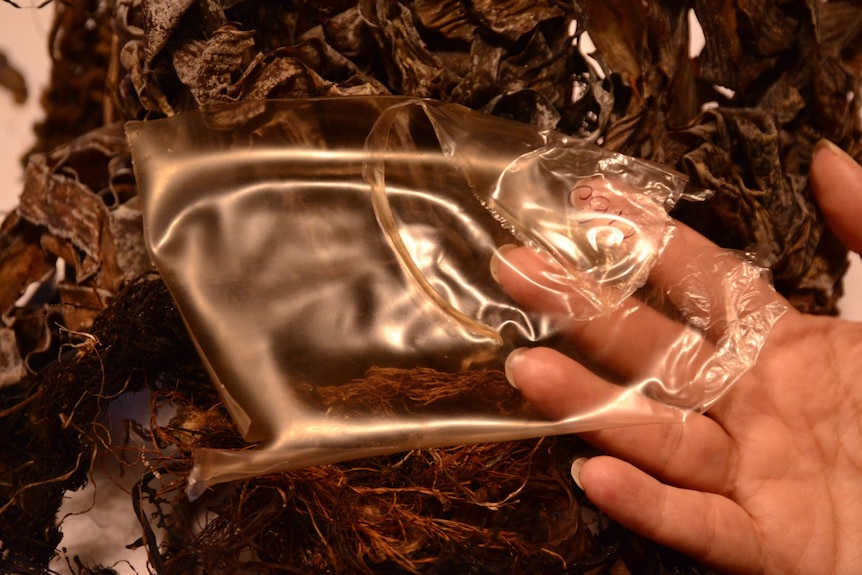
top-left (126, 97), bottom-right (787, 498)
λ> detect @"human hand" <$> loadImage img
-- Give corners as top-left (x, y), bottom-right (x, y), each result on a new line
top-left (494, 140), bottom-right (862, 574)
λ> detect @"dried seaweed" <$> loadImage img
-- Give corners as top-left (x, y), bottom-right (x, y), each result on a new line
top-left (107, 0), bottom-right (862, 312)
top-left (0, 276), bottom-right (200, 572)
top-left (30, 0), bottom-right (114, 156)
top-left (1, 0), bottom-right (861, 573)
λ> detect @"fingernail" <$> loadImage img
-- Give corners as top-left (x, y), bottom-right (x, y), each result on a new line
top-left (490, 244), bottom-right (518, 284)
top-left (570, 457), bottom-right (588, 490)
top-left (814, 138), bottom-right (854, 163)
top-left (504, 347), bottom-right (529, 389)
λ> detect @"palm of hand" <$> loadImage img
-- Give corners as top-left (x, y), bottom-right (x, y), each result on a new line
top-left (707, 315), bottom-right (862, 573)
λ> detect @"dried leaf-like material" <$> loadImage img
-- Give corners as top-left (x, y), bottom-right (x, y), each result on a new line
top-left (172, 25), bottom-right (257, 106)
top-left (493, 26), bottom-right (572, 129)
top-left (359, 0), bottom-right (457, 97)
top-left (316, 6), bottom-right (373, 57)
top-left (662, 103), bottom-right (850, 312)
top-left (20, 159), bottom-right (111, 282)
top-left (21, 127), bottom-right (123, 282)
top-left (142, 0), bottom-right (196, 64)
top-left (119, 38), bottom-right (177, 116)
top-left (818, 1), bottom-right (862, 73)
top-left (468, 0), bottom-right (565, 42)
top-left (0, 215), bottom-right (54, 315)
top-left (16, 124), bottom-right (149, 330)
top-left (0, 213), bottom-right (57, 386)
top-left (693, 0), bottom-right (774, 92)
top-left (277, 37), bottom-right (389, 95)
top-left (412, 0), bottom-right (475, 41)
top-left (116, 0), bottom-right (589, 134)
top-left (670, 109), bottom-right (817, 269)
top-left (582, 0), bottom-right (862, 313)
top-left (0, 328), bottom-right (26, 387)
top-left (579, 0), bottom-right (651, 97)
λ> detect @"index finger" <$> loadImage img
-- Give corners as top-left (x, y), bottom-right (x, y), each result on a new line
top-left (494, 214), bottom-right (787, 411)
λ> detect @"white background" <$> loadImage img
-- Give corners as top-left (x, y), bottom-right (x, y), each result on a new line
top-left (1, 5), bottom-right (860, 573)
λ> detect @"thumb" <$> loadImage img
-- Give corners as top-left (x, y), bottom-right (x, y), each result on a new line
top-left (575, 456), bottom-right (764, 573)
top-left (810, 140), bottom-right (862, 254)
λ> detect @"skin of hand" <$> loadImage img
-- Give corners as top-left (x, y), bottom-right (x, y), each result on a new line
top-left (495, 140), bottom-right (862, 574)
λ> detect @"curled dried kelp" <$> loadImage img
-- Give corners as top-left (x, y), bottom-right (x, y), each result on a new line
top-left (106, 0), bottom-right (862, 313)
top-left (582, 0), bottom-right (861, 313)
top-left (14, 123), bottom-right (150, 334)
top-left (0, 327), bottom-right (26, 386)
top-left (114, 0), bottom-right (589, 131)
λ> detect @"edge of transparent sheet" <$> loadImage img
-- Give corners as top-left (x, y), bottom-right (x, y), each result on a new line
top-left (125, 97), bottom-right (787, 498)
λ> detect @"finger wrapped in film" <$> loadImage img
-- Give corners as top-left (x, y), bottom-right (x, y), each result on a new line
top-left (126, 97), bottom-right (787, 498)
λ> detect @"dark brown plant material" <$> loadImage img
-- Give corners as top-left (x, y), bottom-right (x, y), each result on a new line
top-left (0, 50), bottom-right (27, 104)
top-left (0, 0), bottom-right (860, 574)
top-left (30, 0), bottom-right (114, 156)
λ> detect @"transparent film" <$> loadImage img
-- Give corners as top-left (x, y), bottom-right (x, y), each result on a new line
top-left (126, 97), bottom-right (787, 498)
